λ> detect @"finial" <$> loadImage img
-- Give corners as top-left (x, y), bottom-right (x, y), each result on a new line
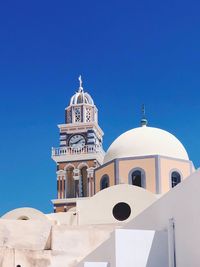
top-left (140, 104), bottom-right (148, 127)
top-left (78, 75), bottom-right (83, 92)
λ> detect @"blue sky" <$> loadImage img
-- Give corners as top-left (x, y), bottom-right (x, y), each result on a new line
top-left (0, 0), bottom-right (200, 215)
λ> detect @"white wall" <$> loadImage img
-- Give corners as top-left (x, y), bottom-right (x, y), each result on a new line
top-left (0, 219), bottom-right (51, 250)
top-left (51, 224), bottom-right (114, 258)
top-left (46, 210), bottom-right (78, 225)
top-left (77, 184), bottom-right (157, 225)
top-left (78, 229), bottom-right (168, 267)
top-left (124, 169), bottom-right (200, 267)
top-left (0, 248), bottom-right (14, 267)
top-left (115, 229), bottom-right (168, 267)
top-left (84, 263), bottom-right (109, 267)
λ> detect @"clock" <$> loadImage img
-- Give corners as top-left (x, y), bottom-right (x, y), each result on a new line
top-left (69, 134), bottom-right (86, 149)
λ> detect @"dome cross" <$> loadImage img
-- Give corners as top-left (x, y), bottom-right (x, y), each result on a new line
top-left (140, 104), bottom-right (148, 127)
top-left (78, 75), bottom-right (84, 92)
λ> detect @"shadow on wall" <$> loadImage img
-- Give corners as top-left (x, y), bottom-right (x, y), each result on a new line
top-left (146, 231), bottom-right (169, 267)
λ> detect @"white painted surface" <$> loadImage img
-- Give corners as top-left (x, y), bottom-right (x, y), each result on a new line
top-left (104, 126), bottom-right (189, 163)
top-left (79, 229), bottom-right (168, 267)
top-left (52, 148), bottom-right (105, 165)
top-left (84, 263), bottom-right (109, 267)
top-left (77, 232), bottom-right (116, 267)
top-left (1, 168), bottom-right (199, 266)
top-left (46, 211), bottom-right (78, 225)
top-left (2, 207), bottom-right (48, 221)
top-left (115, 229), bottom-right (168, 267)
top-left (0, 248), bottom-right (14, 267)
top-left (70, 91), bottom-right (94, 105)
top-left (125, 169), bottom-right (200, 267)
top-left (52, 224), bottom-right (114, 259)
top-left (0, 219), bottom-right (51, 250)
top-left (77, 184), bottom-right (157, 225)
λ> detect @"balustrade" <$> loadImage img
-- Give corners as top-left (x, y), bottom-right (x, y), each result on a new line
top-left (52, 145), bottom-right (104, 157)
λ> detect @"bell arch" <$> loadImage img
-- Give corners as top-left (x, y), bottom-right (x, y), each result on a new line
top-left (80, 166), bottom-right (88, 197)
top-left (65, 164), bottom-right (75, 198)
top-left (77, 162), bottom-right (89, 170)
top-left (77, 162), bottom-right (89, 197)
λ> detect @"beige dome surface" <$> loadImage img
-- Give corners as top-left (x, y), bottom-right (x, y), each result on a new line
top-left (104, 126), bottom-right (189, 163)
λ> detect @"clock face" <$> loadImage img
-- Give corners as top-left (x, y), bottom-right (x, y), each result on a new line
top-left (69, 134), bottom-right (86, 149)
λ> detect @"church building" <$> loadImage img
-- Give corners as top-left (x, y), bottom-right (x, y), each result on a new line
top-left (51, 77), bottom-right (194, 212)
top-left (0, 76), bottom-right (199, 267)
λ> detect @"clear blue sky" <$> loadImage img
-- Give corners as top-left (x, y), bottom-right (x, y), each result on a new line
top-left (0, 0), bottom-right (200, 215)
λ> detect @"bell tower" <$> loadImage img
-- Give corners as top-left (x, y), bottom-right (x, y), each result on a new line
top-left (51, 76), bottom-right (105, 212)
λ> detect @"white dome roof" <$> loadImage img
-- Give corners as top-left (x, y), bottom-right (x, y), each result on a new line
top-left (104, 126), bottom-right (189, 163)
top-left (70, 91), bottom-right (94, 105)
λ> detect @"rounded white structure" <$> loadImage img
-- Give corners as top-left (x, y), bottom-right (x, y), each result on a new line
top-left (104, 126), bottom-right (189, 163)
top-left (1, 207), bottom-right (48, 221)
top-left (70, 91), bottom-right (94, 105)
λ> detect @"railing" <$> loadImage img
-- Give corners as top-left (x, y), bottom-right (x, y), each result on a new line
top-left (52, 144), bottom-right (105, 157)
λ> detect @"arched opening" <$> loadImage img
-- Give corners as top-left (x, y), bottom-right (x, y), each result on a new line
top-left (66, 167), bottom-right (75, 198)
top-left (80, 166), bottom-right (88, 197)
top-left (171, 171), bottom-right (181, 188)
top-left (100, 175), bottom-right (110, 190)
top-left (132, 170), bottom-right (142, 186)
top-left (129, 168), bottom-right (146, 188)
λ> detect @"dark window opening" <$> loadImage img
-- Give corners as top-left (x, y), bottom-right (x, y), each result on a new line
top-left (132, 170), bottom-right (142, 187)
top-left (112, 202), bottom-right (131, 221)
top-left (100, 175), bottom-right (109, 190)
top-left (171, 171), bottom-right (181, 188)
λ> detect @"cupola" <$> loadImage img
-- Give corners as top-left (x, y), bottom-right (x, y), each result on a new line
top-left (65, 76), bottom-right (98, 124)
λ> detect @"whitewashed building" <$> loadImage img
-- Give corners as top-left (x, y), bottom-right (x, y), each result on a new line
top-left (0, 77), bottom-right (199, 267)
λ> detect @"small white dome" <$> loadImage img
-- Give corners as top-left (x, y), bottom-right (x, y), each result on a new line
top-left (70, 91), bottom-right (94, 105)
top-left (104, 126), bottom-right (189, 163)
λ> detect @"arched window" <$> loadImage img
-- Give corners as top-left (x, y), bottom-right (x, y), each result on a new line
top-left (132, 170), bottom-right (142, 187)
top-left (100, 175), bottom-right (110, 190)
top-left (129, 168), bottom-right (146, 188)
top-left (171, 171), bottom-right (181, 188)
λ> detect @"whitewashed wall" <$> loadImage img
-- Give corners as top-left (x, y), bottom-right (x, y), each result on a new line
top-left (124, 169), bottom-right (200, 267)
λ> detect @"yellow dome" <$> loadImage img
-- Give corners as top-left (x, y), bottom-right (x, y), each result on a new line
top-left (104, 126), bottom-right (189, 163)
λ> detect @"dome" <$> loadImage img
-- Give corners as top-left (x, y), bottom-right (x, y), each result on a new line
top-left (69, 76), bottom-right (94, 105)
top-left (104, 126), bottom-right (189, 163)
top-left (70, 91), bottom-right (94, 105)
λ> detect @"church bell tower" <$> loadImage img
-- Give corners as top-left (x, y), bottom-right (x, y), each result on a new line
top-left (51, 76), bottom-right (105, 212)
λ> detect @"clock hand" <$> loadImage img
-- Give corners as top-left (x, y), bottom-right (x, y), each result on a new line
top-left (74, 138), bottom-right (82, 144)
top-left (71, 138), bottom-right (83, 145)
